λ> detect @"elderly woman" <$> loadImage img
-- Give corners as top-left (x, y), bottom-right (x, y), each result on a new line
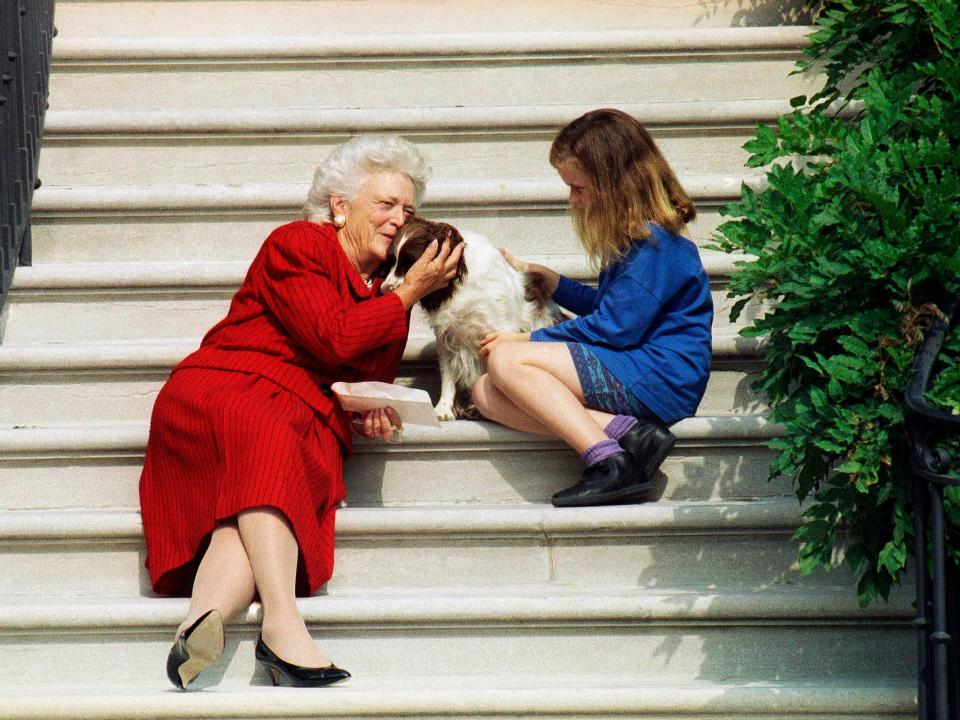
top-left (139, 136), bottom-right (462, 689)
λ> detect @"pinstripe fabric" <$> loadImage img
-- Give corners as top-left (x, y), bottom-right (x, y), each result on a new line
top-left (138, 221), bottom-right (409, 596)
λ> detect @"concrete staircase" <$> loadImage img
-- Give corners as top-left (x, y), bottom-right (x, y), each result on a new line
top-left (0, 1), bottom-right (915, 717)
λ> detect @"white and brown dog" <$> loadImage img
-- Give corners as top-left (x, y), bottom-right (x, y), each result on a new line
top-left (381, 216), bottom-right (563, 421)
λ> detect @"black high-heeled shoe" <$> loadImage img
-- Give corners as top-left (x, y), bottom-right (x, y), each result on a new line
top-left (166, 609), bottom-right (225, 690)
top-left (255, 635), bottom-right (351, 687)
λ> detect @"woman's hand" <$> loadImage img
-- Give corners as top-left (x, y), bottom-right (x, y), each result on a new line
top-left (394, 236), bottom-right (466, 311)
top-left (351, 407), bottom-right (403, 443)
top-left (500, 248), bottom-right (560, 297)
top-left (479, 330), bottom-right (531, 359)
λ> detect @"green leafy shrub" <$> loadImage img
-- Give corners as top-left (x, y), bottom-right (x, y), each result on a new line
top-left (711, 0), bottom-right (960, 606)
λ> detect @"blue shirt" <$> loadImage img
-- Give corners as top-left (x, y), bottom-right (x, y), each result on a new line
top-left (531, 224), bottom-right (713, 424)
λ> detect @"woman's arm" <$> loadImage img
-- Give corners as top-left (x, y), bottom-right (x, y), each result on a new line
top-left (257, 229), bottom-right (409, 366)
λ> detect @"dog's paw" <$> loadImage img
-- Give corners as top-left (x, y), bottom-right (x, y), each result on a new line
top-left (456, 404), bottom-right (483, 421)
top-left (434, 404), bottom-right (456, 422)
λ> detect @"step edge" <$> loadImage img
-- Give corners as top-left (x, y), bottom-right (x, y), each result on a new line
top-left (7, 250), bottom-right (754, 289)
top-left (51, 27), bottom-right (814, 62)
top-left (0, 678), bottom-right (916, 718)
top-left (0, 414), bottom-right (778, 454)
top-left (31, 175), bottom-right (765, 211)
top-left (0, 331), bottom-right (764, 369)
top-left (0, 585), bottom-right (913, 629)
top-left (0, 498), bottom-right (803, 540)
top-left (43, 100), bottom-right (798, 135)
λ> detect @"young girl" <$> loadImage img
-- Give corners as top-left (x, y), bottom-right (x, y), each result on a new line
top-left (473, 108), bottom-right (713, 507)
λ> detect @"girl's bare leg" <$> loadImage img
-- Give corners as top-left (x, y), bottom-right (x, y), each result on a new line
top-left (473, 341), bottom-right (615, 454)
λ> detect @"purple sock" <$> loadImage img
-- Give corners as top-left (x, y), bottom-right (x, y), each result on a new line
top-left (604, 415), bottom-right (638, 441)
top-left (582, 438), bottom-right (623, 467)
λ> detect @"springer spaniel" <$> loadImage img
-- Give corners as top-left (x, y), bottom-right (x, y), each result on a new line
top-left (381, 216), bottom-right (564, 421)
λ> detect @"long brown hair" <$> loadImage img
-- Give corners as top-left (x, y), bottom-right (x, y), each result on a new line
top-left (550, 108), bottom-right (696, 269)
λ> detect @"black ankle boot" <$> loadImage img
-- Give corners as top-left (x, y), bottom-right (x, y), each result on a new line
top-left (552, 452), bottom-right (651, 507)
top-left (619, 419), bottom-right (675, 478)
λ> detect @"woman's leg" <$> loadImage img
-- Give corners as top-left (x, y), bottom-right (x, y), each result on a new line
top-left (474, 341), bottom-right (614, 454)
top-left (237, 506), bottom-right (333, 668)
top-left (176, 520), bottom-right (256, 638)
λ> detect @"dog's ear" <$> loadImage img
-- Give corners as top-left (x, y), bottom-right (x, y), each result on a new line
top-left (437, 222), bottom-right (465, 247)
top-left (440, 223), bottom-right (467, 285)
top-left (434, 222), bottom-right (467, 286)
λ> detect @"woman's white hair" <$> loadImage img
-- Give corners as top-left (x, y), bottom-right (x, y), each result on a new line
top-left (303, 135), bottom-right (430, 222)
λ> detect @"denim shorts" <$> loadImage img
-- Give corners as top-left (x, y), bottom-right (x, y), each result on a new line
top-left (567, 343), bottom-right (656, 420)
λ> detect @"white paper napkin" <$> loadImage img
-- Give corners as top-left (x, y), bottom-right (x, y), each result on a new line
top-left (331, 381), bottom-right (441, 428)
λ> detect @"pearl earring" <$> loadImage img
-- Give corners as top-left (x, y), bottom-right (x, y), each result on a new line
top-left (333, 214), bottom-right (346, 228)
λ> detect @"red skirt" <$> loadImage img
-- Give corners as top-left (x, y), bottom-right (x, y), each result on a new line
top-left (139, 367), bottom-right (347, 597)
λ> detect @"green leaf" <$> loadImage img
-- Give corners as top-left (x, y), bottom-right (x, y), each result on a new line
top-left (835, 460), bottom-right (862, 474)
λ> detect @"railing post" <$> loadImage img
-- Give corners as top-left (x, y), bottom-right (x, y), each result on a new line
top-left (0, 0), bottom-right (54, 312)
top-left (916, 468), bottom-right (933, 720)
top-left (907, 286), bottom-right (960, 720)
top-left (931, 483), bottom-right (951, 720)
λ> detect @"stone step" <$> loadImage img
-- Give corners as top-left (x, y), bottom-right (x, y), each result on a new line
top-left (28, 175), bottom-right (758, 264)
top-left (29, 210), bottom-right (736, 266)
top-left (0, 587), bottom-right (913, 688)
top-left (0, 678), bottom-right (917, 720)
top-left (54, 1), bottom-right (814, 39)
top-left (48, 29), bottom-right (817, 112)
top-left (0, 417), bottom-right (782, 511)
top-left (38, 101), bottom-right (786, 188)
top-left (0, 352), bottom-right (766, 425)
top-left (2, 254), bottom-right (769, 344)
top-left (0, 499), bottom-right (832, 598)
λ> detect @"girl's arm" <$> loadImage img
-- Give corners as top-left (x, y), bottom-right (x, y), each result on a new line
top-left (532, 275), bottom-right (663, 348)
top-left (501, 249), bottom-right (596, 316)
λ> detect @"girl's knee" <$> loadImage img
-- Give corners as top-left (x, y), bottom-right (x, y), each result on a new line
top-left (485, 342), bottom-right (521, 382)
top-left (471, 374), bottom-right (493, 416)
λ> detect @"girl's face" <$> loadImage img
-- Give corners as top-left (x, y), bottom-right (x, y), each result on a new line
top-left (556, 160), bottom-right (594, 211)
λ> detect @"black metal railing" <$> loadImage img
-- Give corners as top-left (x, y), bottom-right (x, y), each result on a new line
top-left (907, 286), bottom-right (960, 720)
top-left (1, 0), bottom-right (55, 311)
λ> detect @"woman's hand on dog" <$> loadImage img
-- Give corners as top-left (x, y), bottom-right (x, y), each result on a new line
top-left (351, 407), bottom-right (403, 443)
top-left (479, 330), bottom-right (531, 359)
top-left (500, 249), bottom-right (560, 297)
top-left (394, 237), bottom-right (465, 310)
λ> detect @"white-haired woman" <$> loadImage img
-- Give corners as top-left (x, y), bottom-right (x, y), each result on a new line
top-left (140, 136), bottom-right (463, 689)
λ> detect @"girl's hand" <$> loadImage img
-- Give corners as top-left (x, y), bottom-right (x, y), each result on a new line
top-left (500, 249), bottom-right (560, 297)
top-left (479, 330), bottom-right (531, 359)
top-left (351, 407), bottom-right (403, 443)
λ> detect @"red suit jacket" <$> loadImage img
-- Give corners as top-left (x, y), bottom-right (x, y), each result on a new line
top-left (176, 220), bottom-right (409, 454)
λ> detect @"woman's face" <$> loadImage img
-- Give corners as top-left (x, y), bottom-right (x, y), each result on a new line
top-left (557, 160), bottom-right (594, 211)
top-left (338, 170), bottom-right (417, 268)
